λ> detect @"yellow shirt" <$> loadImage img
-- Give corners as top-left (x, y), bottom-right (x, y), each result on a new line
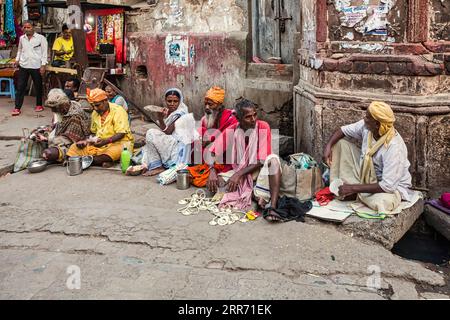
top-left (91, 103), bottom-right (134, 148)
top-left (52, 36), bottom-right (74, 61)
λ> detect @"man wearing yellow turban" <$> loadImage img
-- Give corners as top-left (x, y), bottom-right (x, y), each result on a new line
top-left (66, 88), bottom-right (134, 167)
top-left (323, 101), bottom-right (414, 215)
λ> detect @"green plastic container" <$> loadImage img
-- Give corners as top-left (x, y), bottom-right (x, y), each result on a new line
top-left (120, 146), bottom-right (131, 173)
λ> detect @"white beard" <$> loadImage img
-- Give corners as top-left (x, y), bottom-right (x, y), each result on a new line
top-left (205, 111), bottom-right (219, 129)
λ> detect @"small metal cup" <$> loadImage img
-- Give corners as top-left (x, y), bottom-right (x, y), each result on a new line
top-left (176, 169), bottom-right (191, 190)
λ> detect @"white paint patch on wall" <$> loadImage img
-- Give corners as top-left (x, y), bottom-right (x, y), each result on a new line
top-left (129, 41), bottom-right (138, 61)
top-left (344, 32), bottom-right (355, 40)
top-left (302, 0), bottom-right (316, 56)
top-left (164, 0), bottom-right (184, 28)
top-left (340, 42), bottom-right (387, 52)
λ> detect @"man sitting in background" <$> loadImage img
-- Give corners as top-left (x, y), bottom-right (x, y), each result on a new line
top-left (105, 85), bottom-right (128, 112)
top-left (64, 78), bottom-right (80, 99)
top-left (52, 24), bottom-right (74, 67)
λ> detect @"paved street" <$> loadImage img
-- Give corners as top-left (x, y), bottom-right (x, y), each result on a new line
top-left (0, 97), bottom-right (448, 300)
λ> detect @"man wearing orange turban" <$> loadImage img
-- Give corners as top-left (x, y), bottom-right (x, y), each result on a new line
top-left (323, 101), bottom-right (414, 216)
top-left (66, 88), bottom-right (134, 167)
top-left (205, 86), bottom-right (225, 105)
top-left (188, 86), bottom-right (238, 188)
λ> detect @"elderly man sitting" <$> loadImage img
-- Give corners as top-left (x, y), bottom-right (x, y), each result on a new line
top-left (205, 99), bottom-right (274, 207)
top-left (323, 101), bottom-right (414, 214)
top-left (37, 88), bottom-right (90, 163)
top-left (188, 86), bottom-right (238, 187)
top-left (66, 88), bottom-right (134, 167)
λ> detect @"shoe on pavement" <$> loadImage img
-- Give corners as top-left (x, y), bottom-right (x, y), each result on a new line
top-left (11, 108), bottom-right (21, 116)
top-left (35, 105), bottom-right (44, 112)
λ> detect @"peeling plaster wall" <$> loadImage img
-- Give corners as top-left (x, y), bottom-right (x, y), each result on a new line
top-left (126, 0), bottom-right (247, 33)
top-left (123, 32), bottom-right (247, 120)
top-left (120, 0), bottom-right (249, 118)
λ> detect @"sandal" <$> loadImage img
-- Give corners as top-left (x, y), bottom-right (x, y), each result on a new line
top-left (263, 207), bottom-right (287, 223)
top-left (11, 108), bottom-right (21, 116)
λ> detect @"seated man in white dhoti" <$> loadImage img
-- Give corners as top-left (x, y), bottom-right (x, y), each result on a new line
top-left (323, 101), bottom-right (414, 214)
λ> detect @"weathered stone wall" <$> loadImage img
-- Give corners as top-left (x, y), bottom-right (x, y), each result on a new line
top-left (126, 0), bottom-right (248, 33)
top-left (430, 0), bottom-right (450, 41)
top-left (295, 0), bottom-right (450, 196)
top-left (115, 0), bottom-right (250, 119)
top-left (122, 31), bottom-right (247, 120)
top-left (120, 0), bottom-right (293, 134)
top-left (47, 0), bottom-right (294, 136)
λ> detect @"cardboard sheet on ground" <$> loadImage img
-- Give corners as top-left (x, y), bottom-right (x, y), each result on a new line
top-left (307, 191), bottom-right (423, 223)
top-left (307, 200), bottom-right (355, 223)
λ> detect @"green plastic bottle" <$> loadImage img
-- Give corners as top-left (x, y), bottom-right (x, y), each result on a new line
top-left (120, 145), bottom-right (131, 174)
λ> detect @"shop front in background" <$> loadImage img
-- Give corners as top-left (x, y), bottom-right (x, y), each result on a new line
top-left (84, 8), bottom-right (126, 75)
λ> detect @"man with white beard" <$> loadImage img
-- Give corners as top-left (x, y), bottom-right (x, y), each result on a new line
top-left (187, 86), bottom-right (238, 188)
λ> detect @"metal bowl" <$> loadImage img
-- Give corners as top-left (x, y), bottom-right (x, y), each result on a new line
top-left (82, 156), bottom-right (94, 170)
top-left (27, 160), bottom-right (48, 174)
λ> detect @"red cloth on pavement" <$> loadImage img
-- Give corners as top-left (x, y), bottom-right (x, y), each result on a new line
top-left (315, 187), bottom-right (335, 206)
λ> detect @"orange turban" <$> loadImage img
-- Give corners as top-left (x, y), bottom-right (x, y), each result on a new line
top-left (205, 86), bottom-right (225, 104)
top-left (87, 88), bottom-right (108, 103)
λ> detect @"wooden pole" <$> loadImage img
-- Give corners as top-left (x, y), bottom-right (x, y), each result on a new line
top-left (103, 78), bottom-right (154, 122)
top-left (67, 0), bottom-right (88, 71)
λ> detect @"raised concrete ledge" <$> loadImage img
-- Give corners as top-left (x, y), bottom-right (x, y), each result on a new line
top-left (295, 80), bottom-right (450, 111)
top-left (245, 78), bottom-right (293, 92)
top-left (337, 200), bottom-right (424, 250)
top-left (424, 205), bottom-right (450, 241)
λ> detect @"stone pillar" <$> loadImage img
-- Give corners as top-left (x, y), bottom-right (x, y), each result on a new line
top-left (407, 0), bottom-right (428, 43)
top-left (294, 0), bottom-right (450, 196)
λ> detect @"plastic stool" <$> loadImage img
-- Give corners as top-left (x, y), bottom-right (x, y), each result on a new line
top-left (0, 78), bottom-right (15, 100)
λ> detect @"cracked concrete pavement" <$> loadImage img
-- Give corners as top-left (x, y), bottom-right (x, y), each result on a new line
top-left (0, 97), bottom-right (448, 300)
top-left (0, 168), bottom-right (448, 300)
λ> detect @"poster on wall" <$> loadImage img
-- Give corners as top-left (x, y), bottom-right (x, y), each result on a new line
top-left (334, 0), bottom-right (397, 36)
top-left (165, 35), bottom-right (189, 67)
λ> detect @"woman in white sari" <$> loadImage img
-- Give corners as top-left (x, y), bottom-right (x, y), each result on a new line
top-left (140, 88), bottom-right (190, 176)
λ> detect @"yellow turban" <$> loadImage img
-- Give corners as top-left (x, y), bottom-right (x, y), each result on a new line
top-left (368, 101), bottom-right (396, 145)
top-left (87, 88), bottom-right (108, 103)
top-left (205, 86), bottom-right (225, 104)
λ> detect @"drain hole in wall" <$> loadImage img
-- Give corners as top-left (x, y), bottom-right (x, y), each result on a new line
top-left (136, 65), bottom-right (148, 79)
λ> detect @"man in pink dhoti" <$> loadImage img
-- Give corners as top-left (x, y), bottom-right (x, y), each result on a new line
top-left (206, 99), bottom-right (283, 214)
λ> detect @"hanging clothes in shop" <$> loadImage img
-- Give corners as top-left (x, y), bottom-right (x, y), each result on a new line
top-left (0, 2), bottom-right (4, 37)
top-left (4, 0), bottom-right (16, 40)
top-left (87, 9), bottom-right (126, 64)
